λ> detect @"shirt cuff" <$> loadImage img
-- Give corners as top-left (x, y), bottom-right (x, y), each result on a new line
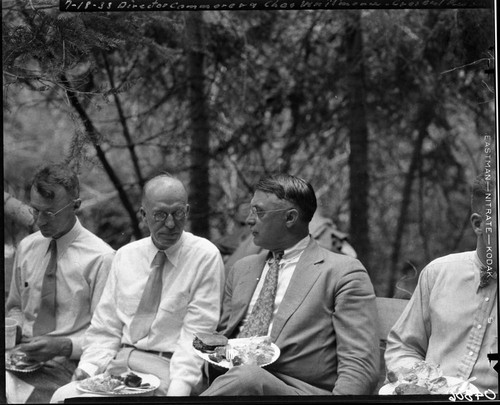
top-left (78, 361), bottom-right (100, 377)
top-left (69, 336), bottom-right (84, 360)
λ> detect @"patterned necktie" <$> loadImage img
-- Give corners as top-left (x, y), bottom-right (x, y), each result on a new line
top-left (239, 251), bottom-right (284, 338)
top-left (129, 251), bottom-right (167, 343)
top-left (33, 239), bottom-right (58, 336)
top-left (479, 265), bottom-right (497, 288)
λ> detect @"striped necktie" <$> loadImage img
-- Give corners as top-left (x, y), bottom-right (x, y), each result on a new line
top-left (238, 251), bottom-right (284, 338)
top-left (33, 239), bottom-right (58, 336)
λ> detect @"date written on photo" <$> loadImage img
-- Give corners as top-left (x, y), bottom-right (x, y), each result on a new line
top-left (448, 389), bottom-right (497, 401)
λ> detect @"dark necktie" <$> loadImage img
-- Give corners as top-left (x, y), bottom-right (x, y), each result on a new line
top-left (479, 265), bottom-right (497, 288)
top-left (129, 251), bottom-right (167, 343)
top-left (239, 251), bottom-right (284, 338)
top-left (33, 239), bottom-right (58, 336)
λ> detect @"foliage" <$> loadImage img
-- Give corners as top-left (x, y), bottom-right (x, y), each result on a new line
top-left (3, 4), bottom-right (495, 295)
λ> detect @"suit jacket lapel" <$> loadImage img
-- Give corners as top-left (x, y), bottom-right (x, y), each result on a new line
top-left (227, 252), bottom-right (268, 336)
top-left (271, 239), bottom-right (324, 341)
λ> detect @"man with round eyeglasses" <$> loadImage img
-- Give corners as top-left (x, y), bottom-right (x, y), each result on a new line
top-left (51, 174), bottom-right (225, 401)
top-left (201, 173), bottom-right (379, 396)
top-left (6, 163), bottom-right (115, 403)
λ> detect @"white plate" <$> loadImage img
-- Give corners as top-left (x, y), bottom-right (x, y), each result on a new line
top-left (194, 337), bottom-right (280, 369)
top-left (379, 376), bottom-right (481, 395)
top-left (76, 371), bottom-right (160, 396)
top-left (5, 352), bottom-right (43, 373)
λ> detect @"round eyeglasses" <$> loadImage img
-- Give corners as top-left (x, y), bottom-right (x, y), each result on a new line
top-left (152, 208), bottom-right (188, 222)
top-left (248, 206), bottom-right (292, 219)
top-left (29, 200), bottom-right (76, 219)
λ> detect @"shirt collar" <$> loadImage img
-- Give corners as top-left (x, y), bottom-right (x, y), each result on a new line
top-left (49, 218), bottom-right (82, 255)
top-left (148, 231), bottom-right (185, 268)
top-left (269, 235), bottom-right (310, 263)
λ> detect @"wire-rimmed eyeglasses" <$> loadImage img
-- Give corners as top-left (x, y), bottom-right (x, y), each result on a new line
top-left (248, 206), bottom-right (292, 219)
top-left (29, 200), bottom-right (76, 219)
top-left (152, 208), bottom-right (188, 222)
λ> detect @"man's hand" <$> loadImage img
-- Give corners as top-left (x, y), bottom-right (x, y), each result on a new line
top-left (72, 367), bottom-right (90, 381)
top-left (17, 336), bottom-right (72, 362)
top-left (106, 347), bottom-right (134, 376)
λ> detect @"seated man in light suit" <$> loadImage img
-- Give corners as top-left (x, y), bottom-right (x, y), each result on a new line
top-left (201, 173), bottom-right (380, 396)
top-left (51, 174), bottom-right (225, 401)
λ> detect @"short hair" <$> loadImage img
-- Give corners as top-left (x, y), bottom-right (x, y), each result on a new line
top-left (471, 174), bottom-right (495, 215)
top-left (255, 173), bottom-right (317, 222)
top-left (31, 163), bottom-right (79, 200)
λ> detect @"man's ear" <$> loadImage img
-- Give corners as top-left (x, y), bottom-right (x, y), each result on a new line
top-left (470, 213), bottom-right (483, 235)
top-left (185, 204), bottom-right (190, 217)
top-left (74, 199), bottom-right (82, 210)
top-left (139, 207), bottom-right (147, 220)
top-left (285, 208), bottom-right (299, 227)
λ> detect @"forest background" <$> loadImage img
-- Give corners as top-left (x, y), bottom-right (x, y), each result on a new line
top-left (3, 1), bottom-right (496, 298)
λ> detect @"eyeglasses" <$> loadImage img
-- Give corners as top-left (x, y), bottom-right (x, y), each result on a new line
top-left (30, 200), bottom-right (76, 219)
top-left (248, 206), bottom-right (292, 219)
top-left (152, 208), bottom-right (188, 222)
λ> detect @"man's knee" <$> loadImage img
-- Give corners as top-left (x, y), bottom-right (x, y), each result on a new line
top-left (203, 365), bottom-right (271, 395)
top-left (49, 382), bottom-right (79, 403)
top-left (230, 364), bottom-right (269, 385)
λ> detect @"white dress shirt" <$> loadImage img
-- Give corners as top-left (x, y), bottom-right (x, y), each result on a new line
top-left (238, 235), bottom-right (310, 336)
top-left (385, 251), bottom-right (498, 393)
top-left (79, 232), bottom-right (225, 390)
top-left (5, 218), bottom-right (115, 359)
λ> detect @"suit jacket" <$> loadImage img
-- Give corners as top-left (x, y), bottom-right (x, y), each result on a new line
top-left (218, 238), bottom-right (380, 395)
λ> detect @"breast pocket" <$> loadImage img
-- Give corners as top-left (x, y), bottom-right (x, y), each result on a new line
top-left (117, 295), bottom-right (140, 317)
top-left (159, 294), bottom-right (189, 317)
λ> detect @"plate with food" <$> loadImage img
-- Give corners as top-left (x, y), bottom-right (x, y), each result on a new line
top-left (193, 333), bottom-right (280, 369)
top-left (379, 361), bottom-right (480, 395)
top-left (5, 351), bottom-right (43, 373)
top-left (76, 371), bottom-right (160, 395)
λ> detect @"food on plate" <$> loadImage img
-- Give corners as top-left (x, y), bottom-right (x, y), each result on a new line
top-left (192, 332), bottom-right (228, 353)
top-left (388, 361), bottom-right (471, 395)
top-left (78, 372), bottom-right (152, 393)
top-left (123, 372), bottom-right (143, 387)
top-left (6, 352), bottom-right (39, 369)
top-left (208, 346), bottom-right (227, 363)
top-left (205, 337), bottom-right (276, 367)
top-left (395, 383), bottom-right (431, 395)
top-left (79, 374), bottom-right (124, 393)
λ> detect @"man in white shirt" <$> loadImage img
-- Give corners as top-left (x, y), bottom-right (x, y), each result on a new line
top-left (6, 163), bottom-right (115, 403)
top-left (385, 174), bottom-right (498, 393)
top-left (51, 174), bottom-right (225, 400)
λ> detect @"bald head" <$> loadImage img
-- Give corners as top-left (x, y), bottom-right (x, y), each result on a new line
top-left (140, 174), bottom-right (189, 250)
top-left (142, 175), bottom-right (188, 207)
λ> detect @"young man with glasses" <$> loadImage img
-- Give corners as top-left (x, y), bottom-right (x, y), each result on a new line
top-left (5, 163), bottom-right (115, 403)
top-left (51, 174), bottom-right (225, 401)
top-left (201, 173), bottom-right (380, 396)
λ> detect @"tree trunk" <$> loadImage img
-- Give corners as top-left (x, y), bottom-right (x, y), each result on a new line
top-left (388, 101), bottom-right (435, 297)
top-left (102, 53), bottom-right (146, 190)
top-left (345, 11), bottom-right (371, 277)
top-left (185, 14), bottom-right (211, 239)
top-left (60, 74), bottom-right (143, 240)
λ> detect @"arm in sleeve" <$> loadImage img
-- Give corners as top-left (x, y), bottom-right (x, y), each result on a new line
top-left (168, 251), bottom-right (225, 395)
top-left (332, 267), bottom-right (380, 395)
top-left (217, 264), bottom-right (235, 335)
top-left (69, 251), bottom-right (115, 359)
top-left (78, 256), bottom-right (125, 376)
top-left (5, 250), bottom-right (25, 327)
top-left (384, 268), bottom-right (432, 373)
